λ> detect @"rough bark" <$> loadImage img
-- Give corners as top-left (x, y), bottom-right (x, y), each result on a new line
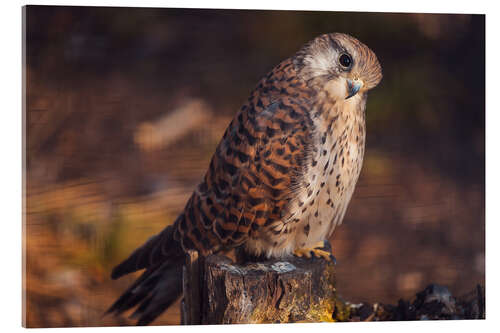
top-left (182, 251), bottom-right (340, 324)
top-left (181, 250), bottom-right (203, 325)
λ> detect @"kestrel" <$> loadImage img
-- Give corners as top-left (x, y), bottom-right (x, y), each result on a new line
top-left (108, 33), bottom-right (382, 325)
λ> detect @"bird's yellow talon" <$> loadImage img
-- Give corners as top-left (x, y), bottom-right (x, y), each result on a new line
top-left (294, 243), bottom-right (333, 261)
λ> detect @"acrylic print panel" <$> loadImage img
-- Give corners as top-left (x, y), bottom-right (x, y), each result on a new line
top-left (23, 5), bottom-right (485, 327)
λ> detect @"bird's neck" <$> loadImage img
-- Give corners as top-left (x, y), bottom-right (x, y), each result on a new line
top-left (312, 91), bottom-right (366, 128)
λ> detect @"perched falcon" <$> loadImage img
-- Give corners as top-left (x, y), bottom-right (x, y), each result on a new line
top-left (108, 33), bottom-right (382, 325)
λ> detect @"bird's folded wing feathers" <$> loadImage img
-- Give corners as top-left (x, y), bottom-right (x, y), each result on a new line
top-left (176, 84), bottom-right (315, 254)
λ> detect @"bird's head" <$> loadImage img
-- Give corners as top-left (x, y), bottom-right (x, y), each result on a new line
top-left (293, 33), bottom-right (382, 101)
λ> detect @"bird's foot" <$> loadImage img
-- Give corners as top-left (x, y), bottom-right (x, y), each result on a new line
top-left (293, 241), bottom-right (337, 263)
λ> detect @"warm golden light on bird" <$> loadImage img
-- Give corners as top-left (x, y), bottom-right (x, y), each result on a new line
top-left (108, 32), bottom-right (382, 325)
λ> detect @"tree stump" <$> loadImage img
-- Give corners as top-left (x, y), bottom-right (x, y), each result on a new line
top-left (181, 248), bottom-right (341, 324)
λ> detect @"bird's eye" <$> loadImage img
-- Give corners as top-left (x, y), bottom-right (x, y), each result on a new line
top-left (339, 53), bottom-right (352, 68)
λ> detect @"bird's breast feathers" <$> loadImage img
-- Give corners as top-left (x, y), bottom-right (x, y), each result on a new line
top-left (245, 96), bottom-right (367, 258)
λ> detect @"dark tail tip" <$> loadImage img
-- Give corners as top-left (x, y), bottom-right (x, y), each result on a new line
top-left (106, 259), bottom-right (184, 325)
top-left (110, 263), bottom-right (127, 280)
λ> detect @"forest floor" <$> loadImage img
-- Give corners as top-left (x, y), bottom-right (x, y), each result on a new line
top-left (344, 284), bottom-right (485, 321)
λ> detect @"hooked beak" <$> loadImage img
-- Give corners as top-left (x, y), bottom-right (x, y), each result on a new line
top-left (346, 78), bottom-right (364, 99)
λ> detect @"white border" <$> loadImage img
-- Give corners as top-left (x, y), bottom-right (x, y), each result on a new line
top-left (2, 1), bottom-right (497, 332)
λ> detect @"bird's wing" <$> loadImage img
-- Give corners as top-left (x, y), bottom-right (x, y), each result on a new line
top-left (175, 75), bottom-right (315, 255)
top-left (108, 60), bottom-right (315, 324)
top-left (106, 94), bottom-right (315, 323)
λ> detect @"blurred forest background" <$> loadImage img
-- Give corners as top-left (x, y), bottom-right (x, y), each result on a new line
top-left (23, 6), bottom-right (485, 327)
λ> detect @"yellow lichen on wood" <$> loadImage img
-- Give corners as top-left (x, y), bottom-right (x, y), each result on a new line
top-left (332, 297), bottom-right (352, 322)
top-left (307, 298), bottom-right (336, 322)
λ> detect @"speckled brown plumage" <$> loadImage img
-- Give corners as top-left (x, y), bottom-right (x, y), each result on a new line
top-left (108, 33), bottom-right (382, 325)
top-left (173, 57), bottom-right (316, 257)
